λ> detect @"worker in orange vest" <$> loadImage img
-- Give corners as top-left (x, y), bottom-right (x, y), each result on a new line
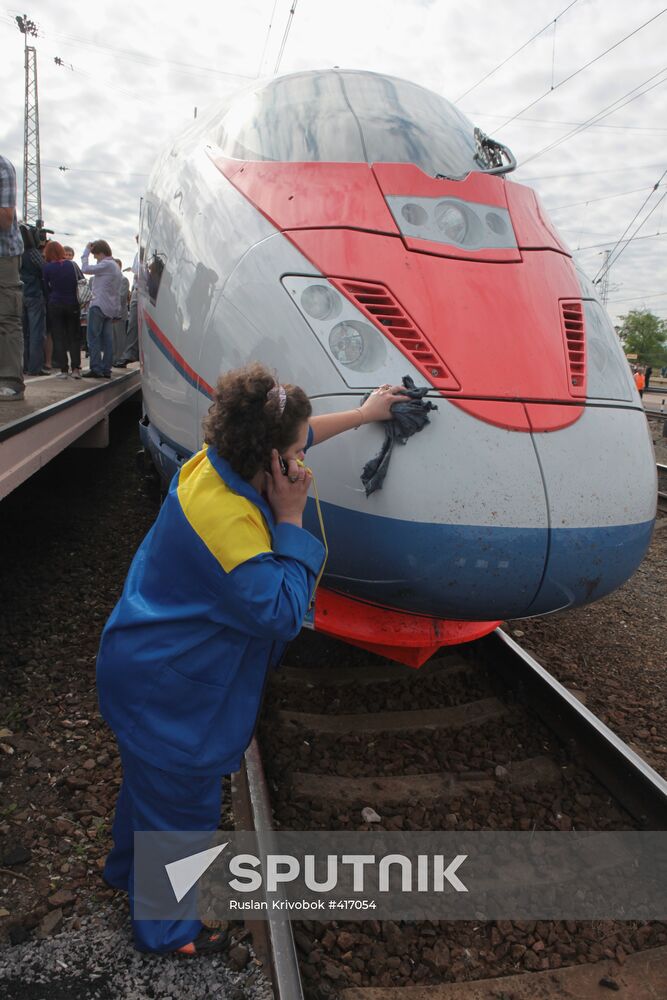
top-left (634, 368), bottom-right (645, 398)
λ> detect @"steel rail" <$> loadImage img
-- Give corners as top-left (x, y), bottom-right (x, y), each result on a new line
top-left (473, 629), bottom-right (667, 829)
top-left (657, 463), bottom-right (667, 509)
top-left (234, 738), bottom-right (305, 1000)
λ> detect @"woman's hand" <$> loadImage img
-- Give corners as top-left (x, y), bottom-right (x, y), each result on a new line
top-left (358, 384), bottom-right (408, 424)
top-left (308, 385), bottom-right (410, 445)
top-left (265, 449), bottom-right (312, 527)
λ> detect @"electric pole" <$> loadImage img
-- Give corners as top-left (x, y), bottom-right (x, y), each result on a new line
top-left (598, 249), bottom-right (611, 307)
top-left (16, 14), bottom-right (42, 225)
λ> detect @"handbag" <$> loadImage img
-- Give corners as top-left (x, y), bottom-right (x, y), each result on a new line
top-left (76, 276), bottom-right (92, 308)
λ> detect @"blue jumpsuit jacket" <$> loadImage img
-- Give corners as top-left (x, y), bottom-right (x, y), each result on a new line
top-left (96, 441), bottom-right (324, 776)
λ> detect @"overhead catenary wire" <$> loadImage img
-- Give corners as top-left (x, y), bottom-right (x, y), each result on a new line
top-left (2, 13), bottom-right (220, 117)
top-left (520, 162), bottom-right (666, 181)
top-left (257, 0), bottom-right (279, 77)
top-left (274, 0), bottom-right (299, 75)
top-left (493, 9), bottom-right (667, 134)
top-left (546, 186), bottom-right (653, 212)
top-left (50, 28), bottom-right (256, 81)
top-left (466, 110), bottom-right (667, 135)
top-left (550, 8), bottom-right (558, 90)
top-left (0, 12), bottom-right (168, 111)
top-left (42, 161), bottom-right (149, 178)
top-left (53, 56), bottom-right (156, 112)
top-left (0, 11), bottom-right (256, 82)
top-left (607, 292), bottom-right (667, 303)
top-left (591, 169), bottom-right (667, 276)
top-left (593, 188), bottom-right (667, 281)
top-left (454, 1), bottom-right (578, 103)
top-left (560, 226), bottom-right (627, 238)
top-left (574, 229), bottom-right (667, 252)
top-left (519, 67), bottom-right (667, 166)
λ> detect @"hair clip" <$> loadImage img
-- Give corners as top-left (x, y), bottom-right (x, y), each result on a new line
top-left (267, 383), bottom-right (287, 415)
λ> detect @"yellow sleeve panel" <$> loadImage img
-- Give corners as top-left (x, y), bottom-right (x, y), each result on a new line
top-left (177, 449), bottom-right (272, 573)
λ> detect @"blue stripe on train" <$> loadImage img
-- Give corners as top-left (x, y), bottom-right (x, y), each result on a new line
top-left (527, 519), bottom-right (654, 614)
top-left (303, 500), bottom-right (654, 620)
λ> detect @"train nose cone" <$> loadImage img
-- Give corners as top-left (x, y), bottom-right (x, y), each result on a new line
top-left (304, 397), bottom-right (551, 620)
top-left (526, 406), bottom-right (656, 614)
top-left (305, 399), bottom-right (655, 621)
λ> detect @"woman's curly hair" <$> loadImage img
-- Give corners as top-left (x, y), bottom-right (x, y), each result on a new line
top-left (203, 362), bottom-right (312, 481)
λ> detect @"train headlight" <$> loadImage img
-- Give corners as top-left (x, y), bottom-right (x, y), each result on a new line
top-left (401, 202), bottom-right (428, 226)
top-left (329, 322), bottom-right (364, 365)
top-left (328, 321), bottom-right (386, 372)
top-left (485, 211), bottom-right (508, 236)
top-left (434, 201), bottom-right (468, 244)
top-left (300, 284), bottom-right (341, 321)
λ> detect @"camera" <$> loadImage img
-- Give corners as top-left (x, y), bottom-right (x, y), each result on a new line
top-left (34, 219), bottom-right (54, 246)
top-left (20, 219), bottom-right (54, 250)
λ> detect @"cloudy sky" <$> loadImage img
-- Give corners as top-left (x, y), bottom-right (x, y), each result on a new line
top-left (1, 0), bottom-right (665, 325)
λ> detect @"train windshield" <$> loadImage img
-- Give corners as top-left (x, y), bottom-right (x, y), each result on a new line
top-left (216, 70), bottom-right (509, 179)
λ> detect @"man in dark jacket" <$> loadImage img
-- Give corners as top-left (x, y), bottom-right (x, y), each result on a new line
top-left (0, 156), bottom-right (25, 399)
top-left (20, 225), bottom-right (48, 375)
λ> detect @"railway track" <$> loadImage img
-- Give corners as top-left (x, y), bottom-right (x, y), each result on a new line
top-left (658, 462), bottom-right (667, 514)
top-left (232, 628), bottom-right (667, 1000)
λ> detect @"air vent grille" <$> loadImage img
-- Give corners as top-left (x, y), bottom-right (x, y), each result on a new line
top-left (561, 299), bottom-right (586, 393)
top-left (330, 278), bottom-right (458, 389)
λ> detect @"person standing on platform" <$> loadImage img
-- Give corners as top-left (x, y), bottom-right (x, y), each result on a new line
top-left (0, 156), bottom-right (25, 400)
top-left (634, 368), bottom-right (645, 399)
top-left (43, 241), bottom-right (82, 378)
top-left (81, 240), bottom-right (121, 379)
top-left (64, 244), bottom-right (89, 354)
top-left (114, 236), bottom-right (139, 367)
top-left (63, 245), bottom-right (85, 280)
top-left (112, 258), bottom-right (130, 366)
top-left (645, 365), bottom-right (652, 390)
top-left (19, 224), bottom-right (48, 376)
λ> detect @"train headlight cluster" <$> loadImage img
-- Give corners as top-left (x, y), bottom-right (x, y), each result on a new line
top-left (283, 276), bottom-right (412, 387)
top-left (388, 195), bottom-right (517, 252)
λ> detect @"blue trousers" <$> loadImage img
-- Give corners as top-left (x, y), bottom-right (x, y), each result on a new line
top-left (22, 294), bottom-right (46, 374)
top-left (87, 305), bottom-right (113, 376)
top-left (104, 744), bottom-right (223, 952)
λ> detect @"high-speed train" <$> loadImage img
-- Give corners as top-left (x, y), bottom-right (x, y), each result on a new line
top-left (137, 69), bottom-right (656, 666)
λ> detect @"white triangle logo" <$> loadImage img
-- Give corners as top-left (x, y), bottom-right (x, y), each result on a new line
top-left (165, 842), bottom-right (228, 902)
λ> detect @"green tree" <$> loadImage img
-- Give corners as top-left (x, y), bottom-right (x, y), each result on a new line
top-left (618, 309), bottom-right (667, 366)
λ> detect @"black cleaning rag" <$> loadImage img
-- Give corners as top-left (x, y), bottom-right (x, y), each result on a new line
top-left (360, 375), bottom-right (438, 496)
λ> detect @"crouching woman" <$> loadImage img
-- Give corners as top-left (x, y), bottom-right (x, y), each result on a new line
top-left (96, 362), bottom-right (404, 956)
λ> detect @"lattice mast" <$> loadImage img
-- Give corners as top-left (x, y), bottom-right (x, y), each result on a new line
top-left (598, 250), bottom-right (611, 308)
top-left (16, 15), bottom-right (42, 225)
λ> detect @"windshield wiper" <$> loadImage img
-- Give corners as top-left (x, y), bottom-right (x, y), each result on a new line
top-left (473, 127), bottom-right (516, 175)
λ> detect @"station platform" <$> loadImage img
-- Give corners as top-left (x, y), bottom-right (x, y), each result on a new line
top-left (644, 395), bottom-right (666, 417)
top-left (0, 364), bottom-right (141, 501)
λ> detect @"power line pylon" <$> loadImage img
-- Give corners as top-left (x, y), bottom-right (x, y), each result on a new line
top-left (598, 249), bottom-right (611, 307)
top-left (16, 15), bottom-right (42, 225)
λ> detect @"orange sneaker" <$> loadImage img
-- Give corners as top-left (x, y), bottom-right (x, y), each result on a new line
top-left (175, 927), bottom-right (228, 957)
